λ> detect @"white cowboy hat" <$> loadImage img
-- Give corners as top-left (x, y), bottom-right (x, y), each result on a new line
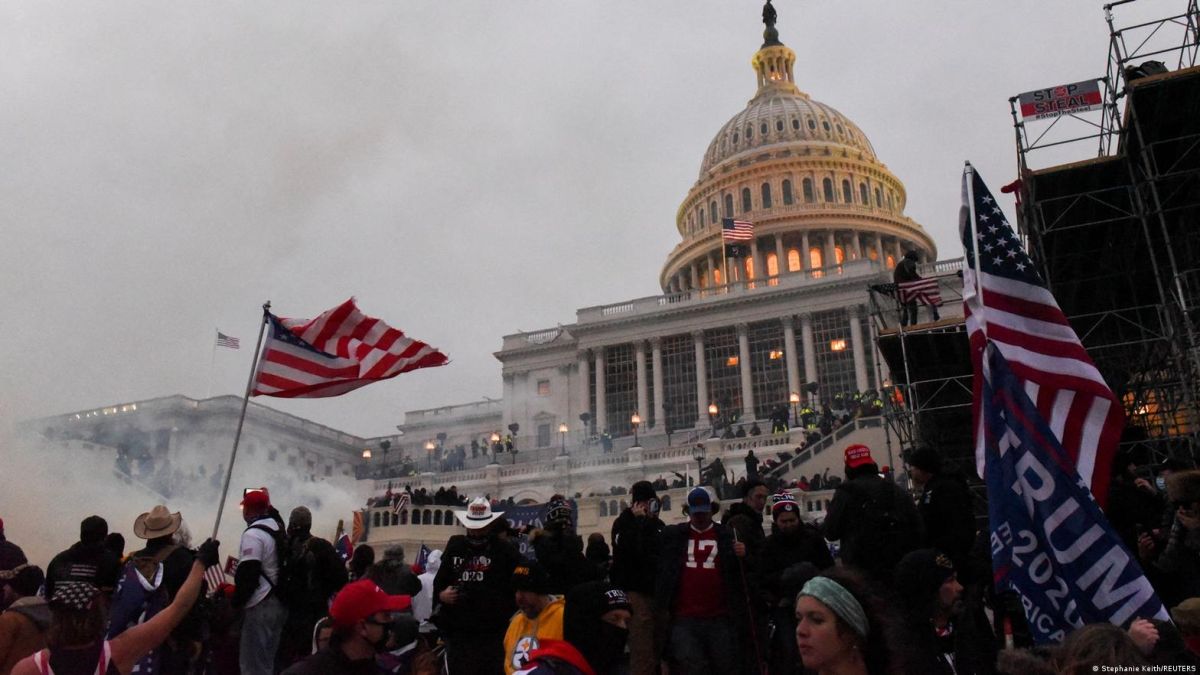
top-left (133, 505), bottom-right (182, 540)
top-left (454, 497), bottom-right (505, 530)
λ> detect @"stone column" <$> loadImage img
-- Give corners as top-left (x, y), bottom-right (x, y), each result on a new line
top-left (749, 237), bottom-right (760, 283)
top-left (651, 337), bottom-right (665, 429)
top-left (894, 239), bottom-right (904, 264)
top-left (576, 351), bottom-right (590, 432)
top-left (874, 234), bottom-right (886, 265)
top-left (595, 349), bottom-right (607, 434)
top-left (800, 231), bottom-right (810, 272)
top-left (774, 233), bottom-right (785, 278)
top-left (852, 232), bottom-right (863, 260)
top-left (635, 340), bottom-right (649, 425)
top-left (689, 261), bottom-right (699, 290)
top-left (848, 306), bottom-right (869, 391)
top-left (693, 330), bottom-right (709, 425)
top-left (709, 251), bottom-right (720, 286)
top-left (502, 373), bottom-right (516, 429)
top-left (782, 316), bottom-right (801, 396)
top-left (824, 231), bottom-right (837, 270)
top-left (737, 323), bottom-right (755, 419)
top-left (800, 313), bottom-right (817, 399)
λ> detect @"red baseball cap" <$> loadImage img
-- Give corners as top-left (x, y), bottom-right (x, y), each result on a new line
top-left (329, 579), bottom-right (411, 627)
top-left (844, 444), bottom-right (875, 469)
top-left (240, 489), bottom-right (270, 510)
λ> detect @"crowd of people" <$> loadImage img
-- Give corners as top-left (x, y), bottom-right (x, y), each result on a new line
top-left (3, 440), bottom-right (1199, 674)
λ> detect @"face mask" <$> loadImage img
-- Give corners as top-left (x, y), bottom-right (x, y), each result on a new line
top-left (1156, 477), bottom-right (1167, 492)
top-left (591, 623), bottom-right (629, 672)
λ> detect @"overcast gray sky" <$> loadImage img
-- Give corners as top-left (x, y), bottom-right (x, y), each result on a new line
top-left (1, 1), bottom-right (1173, 437)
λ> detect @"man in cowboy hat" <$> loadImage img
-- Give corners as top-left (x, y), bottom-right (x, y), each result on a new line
top-left (106, 505), bottom-right (201, 674)
top-left (433, 497), bottom-right (522, 675)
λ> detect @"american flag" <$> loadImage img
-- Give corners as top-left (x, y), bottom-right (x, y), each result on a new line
top-left (203, 564), bottom-right (226, 596)
top-left (961, 164), bottom-right (1123, 506)
top-left (251, 299), bottom-right (449, 398)
top-left (897, 278), bottom-right (943, 306)
top-left (216, 332), bottom-right (240, 350)
top-left (721, 218), bottom-right (754, 242)
top-left (391, 491), bottom-right (411, 515)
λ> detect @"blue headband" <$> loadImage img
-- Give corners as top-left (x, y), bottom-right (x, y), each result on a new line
top-left (798, 577), bottom-right (869, 638)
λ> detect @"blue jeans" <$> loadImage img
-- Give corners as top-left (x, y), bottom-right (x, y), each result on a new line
top-left (669, 615), bottom-right (738, 675)
top-left (240, 594), bottom-right (287, 675)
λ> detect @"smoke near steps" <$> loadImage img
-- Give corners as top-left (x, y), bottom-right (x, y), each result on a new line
top-left (1, 429), bottom-right (365, 567)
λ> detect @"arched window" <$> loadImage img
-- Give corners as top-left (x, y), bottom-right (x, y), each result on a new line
top-left (875, 188), bottom-right (882, 207)
top-left (809, 247), bottom-right (824, 270)
top-left (787, 248), bottom-right (802, 271)
top-left (714, 268), bottom-right (723, 285)
top-left (372, 512), bottom-right (381, 527)
top-left (744, 257), bottom-right (755, 279)
top-left (433, 510), bottom-right (442, 525)
top-left (808, 118), bottom-right (817, 130)
top-left (741, 187), bottom-right (752, 213)
top-left (609, 500), bottom-right (618, 515)
top-left (698, 208), bottom-right (705, 228)
top-left (888, 192), bottom-right (895, 210)
top-left (792, 119), bottom-right (800, 130)
top-left (802, 178), bottom-right (815, 203)
top-left (859, 183), bottom-right (869, 205)
top-left (835, 246), bottom-right (845, 264)
top-left (423, 509), bottom-right (432, 524)
top-left (766, 252), bottom-right (779, 276)
top-left (445, 510), bottom-right (454, 524)
top-left (746, 125), bottom-right (753, 140)
top-left (822, 178), bottom-right (834, 203)
top-left (776, 120), bottom-right (784, 132)
top-left (709, 200), bottom-right (718, 224)
top-left (842, 179), bottom-right (853, 204)
top-left (867, 247), bottom-right (879, 261)
top-left (724, 194), bottom-right (734, 218)
top-left (600, 501), bottom-right (608, 517)
top-left (662, 496), bottom-right (672, 511)
top-left (782, 180), bottom-right (794, 205)
top-left (400, 510), bottom-right (408, 525)
top-left (886, 255), bottom-right (896, 269)
top-left (761, 183), bottom-right (772, 209)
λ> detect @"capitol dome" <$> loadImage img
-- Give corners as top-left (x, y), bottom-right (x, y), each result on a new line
top-left (659, 10), bottom-right (935, 293)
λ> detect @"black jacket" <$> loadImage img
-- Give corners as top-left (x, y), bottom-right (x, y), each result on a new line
top-left (45, 541), bottom-right (122, 599)
top-left (609, 509), bottom-right (663, 594)
top-left (822, 473), bottom-right (922, 580)
top-left (917, 473), bottom-right (977, 562)
top-left (759, 527), bottom-right (834, 605)
top-left (431, 534), bottom-right (521, 637)
top-left (531, 528), bottom-right (592, 595)
top-left (721, 502), bottom-right (766, 560)
top-left (280, 646), bottom-right (380, 675)
top-left (903, 601), bottom-right (997, 675)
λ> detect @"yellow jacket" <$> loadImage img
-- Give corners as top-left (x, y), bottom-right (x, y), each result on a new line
top-left (503, 596), bottom-right (565, 675)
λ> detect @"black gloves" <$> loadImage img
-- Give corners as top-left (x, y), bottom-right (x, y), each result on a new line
top-left (198, 538), bottom-right (221, 568)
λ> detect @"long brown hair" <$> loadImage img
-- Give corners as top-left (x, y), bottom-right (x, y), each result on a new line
top-left (1054, 623), bottom-right (1147, 674)
top-left (47, 602), bottom-right (109, 649)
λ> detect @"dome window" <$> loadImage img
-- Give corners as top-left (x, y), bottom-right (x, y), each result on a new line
top-left (802, 178), bottom-right (815, 203)
top-left (724, 194), bottom-right (734, 218)
top-left (836, 124), bottom-right (844, 135)
top-left (822, 178), bottom-right (834, 203)
top-left (709, 200), bottom-right (718, 224)
top-left (741, 187), bottom-right (752, 213)
top-left (698, 209), bottom-right (705, 228)
top-left (809, 247), bottom-right (824, 270)
top-left (842, 180), bottom-right (853, 204)
top-left (875, 187), bottom-right (883, 207)
top-left (733, 132), bottom-right (739, 145)
top-left (888, 192), bottom-right (895, 210)
top-left (787, 248), bottom-right (802, 272)
top-left (792, 119), bottom-right (800, 130)
top-left (761, 183), bottom-right (773, 209)
top-left (776, 120), bottom-right (784, 132)
top-left (859, 183), bottom-right (869, 205)
top-left (807, 118), bottom-right (816, 130)
top-left (746, 125), bottom-right (753, 140)
top-left (822, 120), bottom-right (831, 132)
top-left (782, 180), bottom-right (794, 205)
top-left (760, 122), bottom-right (768, 136)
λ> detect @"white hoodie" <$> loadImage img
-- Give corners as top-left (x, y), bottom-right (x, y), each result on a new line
top-left (412, 549), bottom-right (442, 622)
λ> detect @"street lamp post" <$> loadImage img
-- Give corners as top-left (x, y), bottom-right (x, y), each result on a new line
top-left (362, 448), bottom-right (372, 460)
top-left (558, 423), bottom-right (569, 457)
top-left (424, 440), bottom-right (435, 472)
top-left (789, 392), bottom-right (800, 428)
top-left (490, 433), bottom-right (501, 465)
top-left (691, 443), bottom-right (706, 487)
top-left (630, 413), bottom-right (641, 447)
top-left (708, 402), bottom-right (719, 438)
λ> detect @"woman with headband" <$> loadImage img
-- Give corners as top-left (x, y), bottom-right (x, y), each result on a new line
top-left (794, 569), bottom-right (908, 675)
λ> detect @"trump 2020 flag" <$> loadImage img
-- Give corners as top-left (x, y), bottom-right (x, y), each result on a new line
top-left (982, 342), bottom-right (1167, 643)
top-left (252, 298), bottom-right (448, 398)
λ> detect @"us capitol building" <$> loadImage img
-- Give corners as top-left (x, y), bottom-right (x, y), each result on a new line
top-left (26, 5), bottom-right (959, 546)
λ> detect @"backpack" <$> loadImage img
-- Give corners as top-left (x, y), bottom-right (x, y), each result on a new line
top-left (850, 481), bottom-right (917, 570)
top-left (248, 524), bottom-right (303, 605)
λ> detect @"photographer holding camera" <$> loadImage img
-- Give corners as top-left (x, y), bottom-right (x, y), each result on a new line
top-left (609, 481), bottom-right (666, 675)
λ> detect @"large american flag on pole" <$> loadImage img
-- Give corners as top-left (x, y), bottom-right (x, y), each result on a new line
top-left (251, 298), bottom-right (449, 398)
top-left (961, 164), bottom-right (1123, 507)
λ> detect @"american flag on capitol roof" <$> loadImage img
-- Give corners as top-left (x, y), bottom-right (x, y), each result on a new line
top-left (215, 332), bottom-right (240, 350)
top-left (961, 163), bottom-right (1123, 507)
top-left (251, 298), bottom-right (449, 399)
top-left (721, 218), bottom-right (754, 242)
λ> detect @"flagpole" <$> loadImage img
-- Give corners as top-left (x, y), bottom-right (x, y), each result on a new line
top-left (964, 162), bottom-right (988, 333)
top-left (206, 329), bottom-right (217, 399)
top-left (212, 301), bottom-right (271, 540)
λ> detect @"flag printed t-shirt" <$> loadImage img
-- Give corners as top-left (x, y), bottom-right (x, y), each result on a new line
top-left (239, 518), bottom-right (280, 608)
top-left (674, 525), bottom-right (725, 618)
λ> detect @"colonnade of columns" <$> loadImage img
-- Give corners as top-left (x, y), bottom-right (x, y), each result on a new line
top-left (664, 229), bottom-right (921, 294)
top-left (577, 308), bottom-right (878, 434)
